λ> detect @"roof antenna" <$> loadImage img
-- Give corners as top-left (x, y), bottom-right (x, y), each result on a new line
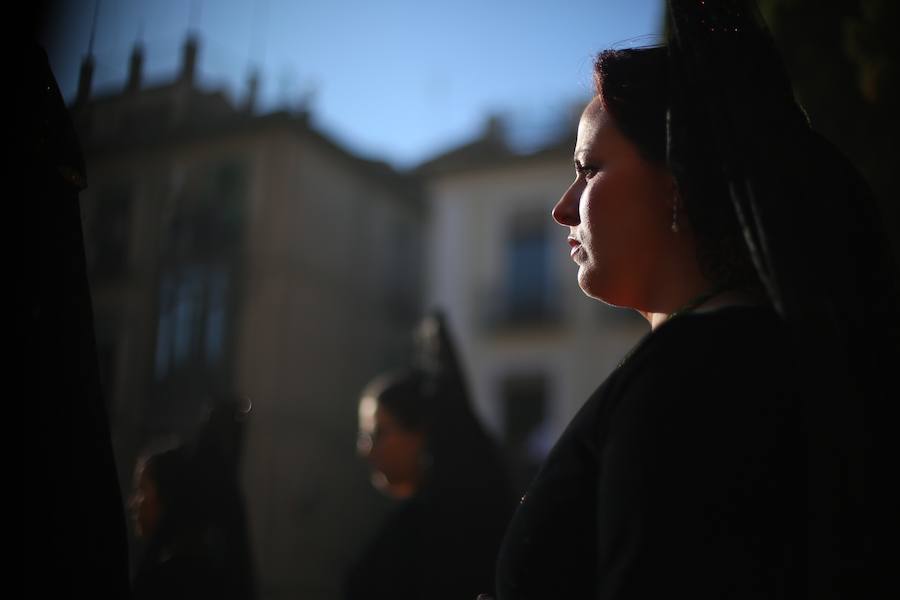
top-left (244, 0), bottom-right (268, 113)
top-left (181, 0), bottom-right (203, 85)
top-left (127, 20), bottom-right (145, 93)
top-left (88, 0), bottom-right (101, 56)
top-left (76, 0), bottom-right (101, 105)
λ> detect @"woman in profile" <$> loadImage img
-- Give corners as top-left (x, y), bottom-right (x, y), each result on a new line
top-left (346, 313), bottom-right (515, 600)
top-left (494, 1), bottom-right (898, 599)
top-left (129, 396), bottom-right (256, 600)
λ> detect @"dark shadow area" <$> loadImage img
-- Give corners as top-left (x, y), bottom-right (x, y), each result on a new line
top-left (24, 2), bottom-right (131, 596)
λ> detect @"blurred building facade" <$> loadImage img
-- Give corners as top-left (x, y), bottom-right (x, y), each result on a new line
top-left (72, 34), bottom-right (647, 600)
top-left (418, 116), bottom-right (647, 489)
top-left (73, 36), bottom-right (422, 600)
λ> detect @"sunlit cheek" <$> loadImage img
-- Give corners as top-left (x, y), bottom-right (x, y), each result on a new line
top-left (580, 177), bottom-right (611, 224)
top-left (578, 189), bottom-right (594, 223)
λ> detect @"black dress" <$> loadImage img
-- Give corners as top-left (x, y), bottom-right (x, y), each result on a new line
top-left (496, 305), bottom-right (804, 599)
top-left (346, 479), bottom-right (514, 600)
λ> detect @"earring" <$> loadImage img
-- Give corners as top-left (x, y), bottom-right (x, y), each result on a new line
top-left (671, 196), bottom-right (680, 233)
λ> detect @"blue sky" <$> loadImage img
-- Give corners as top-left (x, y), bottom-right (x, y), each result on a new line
top-left (42, 0), bottom-right (664, 168)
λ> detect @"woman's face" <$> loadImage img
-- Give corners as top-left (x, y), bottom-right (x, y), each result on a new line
top-left (128, 462), bottom-right (161, 539)
top-left (357, 396), bottom-right (425, 498)
top-left (552, 97), bottom-right (675, 308)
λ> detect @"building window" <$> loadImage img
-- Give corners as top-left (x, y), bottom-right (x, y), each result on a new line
top-left (485, 211), bottom-right (556, 328)
top-left (204, 266), bottom-right (228, 364)
top-left (154, 264), bottom-right (230, 381)
top-left (153, 159), bottom-right (245, 383)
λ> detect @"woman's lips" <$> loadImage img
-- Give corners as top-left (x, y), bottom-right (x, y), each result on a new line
top-left (568, 237), bottom-right (581, 258)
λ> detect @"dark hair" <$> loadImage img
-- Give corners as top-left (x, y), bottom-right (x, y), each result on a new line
top-left (361, 366), bottom-right (508, 496)
top-left (135, 443), bottom-right (203, 577)
top-left (138, 443), bottom-right (192, 526)
top-left (593, 47), bottom-right (762, 294)
top-left (362, 369), bottom-right (428, 432)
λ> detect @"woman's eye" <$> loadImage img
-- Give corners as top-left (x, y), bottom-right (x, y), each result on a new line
top-left (575, 161), bottom-right (601, 180)
top-left (578, 165), bottom-right (599, 180)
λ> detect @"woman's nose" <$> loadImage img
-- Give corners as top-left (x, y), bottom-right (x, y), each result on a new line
top-left (552, 182), bottom-right (580, 226)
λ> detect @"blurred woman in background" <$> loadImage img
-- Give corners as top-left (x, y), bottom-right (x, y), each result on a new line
top-left (347, 313), bottom-right (515, 600)
top-left (129, 396), bottom-right (256, 600)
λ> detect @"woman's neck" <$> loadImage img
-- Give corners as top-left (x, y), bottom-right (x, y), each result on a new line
top-left (639, 288), bottom-right (763, 330)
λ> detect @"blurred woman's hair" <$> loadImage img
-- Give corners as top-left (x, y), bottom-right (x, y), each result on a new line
top-left (361, 369), bottom-right (428, 432)
top-left (134, 442), bottom-right (204, 579)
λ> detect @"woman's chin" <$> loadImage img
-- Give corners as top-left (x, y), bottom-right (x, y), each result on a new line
top-left (577, 269), bottom-right (607, 302)
top-left (578, 271), bottom-right (631, 309)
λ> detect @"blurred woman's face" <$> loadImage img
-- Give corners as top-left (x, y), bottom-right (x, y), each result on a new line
top-left (128, 463), bottom-right (161, 539)
top-left (551, 97), bottom-right (675, 308)
top-left (357, 396), bottom-right (425, 498)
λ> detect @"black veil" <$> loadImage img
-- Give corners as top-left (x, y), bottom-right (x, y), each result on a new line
top-left (665, 0), bottom-right (899, 596)
top-left (412, 310), bottom-right (511, 497)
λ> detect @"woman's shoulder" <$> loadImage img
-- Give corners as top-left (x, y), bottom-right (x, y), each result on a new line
top-left (599, 304), bottom-right (795, 417)
top-left (630, 304), bottom-right (790, 371)
top-left (580, 304), bottom-right (800, 461)
top-left (557, 305), bottom-right (795, 460)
